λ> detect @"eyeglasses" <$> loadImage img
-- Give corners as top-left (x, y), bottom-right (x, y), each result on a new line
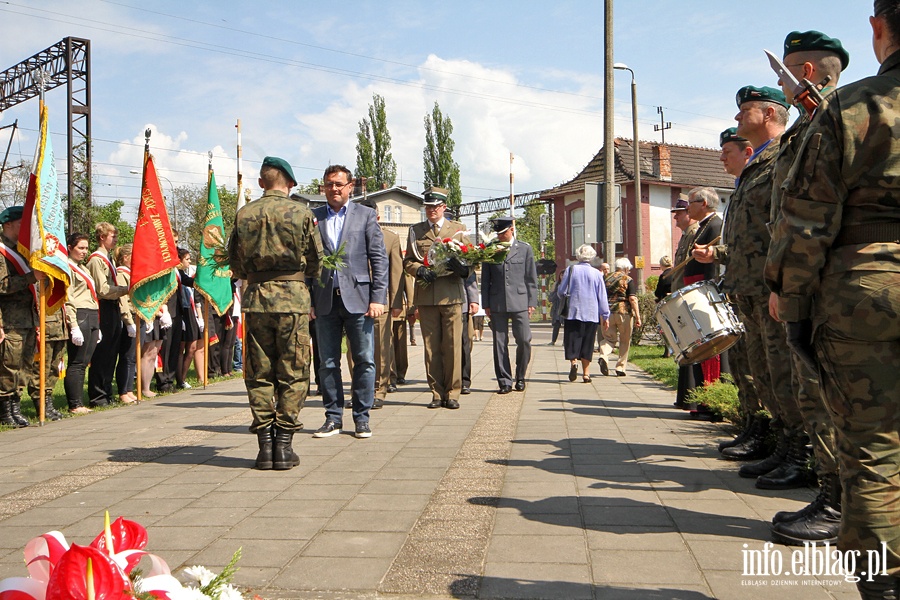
top-left (323, 181), bottom-right (351, 190)
top-left (689, 200), bottom-right (705, 204)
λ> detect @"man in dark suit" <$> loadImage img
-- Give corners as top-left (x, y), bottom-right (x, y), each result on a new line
top-left (311, 165), bottom-right (388, 439)
top-left (402, 187), bottom-right (469, 409)
top-left (481, 217), bottom-right (538, 393)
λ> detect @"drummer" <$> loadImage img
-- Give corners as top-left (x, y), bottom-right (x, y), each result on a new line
top-left (684, 187), bottom-right (725, 387)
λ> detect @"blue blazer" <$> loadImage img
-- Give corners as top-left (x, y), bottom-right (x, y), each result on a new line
top-left (481, 238), bottom-right (538, 313)
top-left (312, 201), bottom-right (388, 316)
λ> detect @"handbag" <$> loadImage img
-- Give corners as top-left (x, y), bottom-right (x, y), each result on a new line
top-left (559, 267), bottom-right (572, 316)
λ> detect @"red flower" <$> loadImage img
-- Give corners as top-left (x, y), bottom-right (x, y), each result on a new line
top-left (90, 517), bottom-right (148, 574)
top-left (45, 545), bottom-right (132, 600)
top-left (479, 243), bottom-right (486, 249)
top-left (442, 237), bottom-right (452, 243)
top-left (460, 245), bottom-right (468, 253)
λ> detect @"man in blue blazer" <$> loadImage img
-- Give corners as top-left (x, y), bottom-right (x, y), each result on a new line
top-left (311, 165), bottom-right (388, 439)
top-left (481, 217), bottom-right (538, 393)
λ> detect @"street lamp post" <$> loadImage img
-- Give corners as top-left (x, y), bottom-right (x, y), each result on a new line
top-left (130, 169), bottom-right (177, 232)
top-left (614, 63), bottom-right (644, 292)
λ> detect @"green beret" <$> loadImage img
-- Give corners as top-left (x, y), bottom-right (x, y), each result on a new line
top-left (784, 30), bottom-right (849, 71)
top-left (261, 156), bottom-right (297, 186)
top-left (423, 186), bottom-right (449, 205)
top-left (720, 127), bottom-right (747, 147)
top-left (0, 205), bottom-right (24, 225)
top-left (736, 85), bottom-right (789, 109)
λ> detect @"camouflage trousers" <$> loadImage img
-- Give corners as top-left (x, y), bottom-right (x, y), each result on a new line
top-left (725, 334), bottom-right (762, 416)
top-left (26, 340), bottom-right (67, 399)
top-left (243, 312), bottom-right (311, 433)
top-left (0, 328), bottom-right (36, 400)
top-left (814, 269), bottom-right (900, 576)
top-left (790, 350), bottom-right (838, 477)
top-left (734, 294), bottom-right (802, 429)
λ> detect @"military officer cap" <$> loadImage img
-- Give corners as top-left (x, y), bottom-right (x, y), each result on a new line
top-left (0, 205), bottom-right (24, 224)
top-left (784, 30), bottom-right (850, 71)
top-left (261, 156), bottom-right (297, 186)
top-left (670, 198), bottom-right (689, 212)
top-left (490, 216), bottom-right (514, 233)
top-left (423, 186), bottom-right (449, 205)
top-left (720, 127), bottom-right (747, 147)
top-left (736, 85), bottom-right (790, 108)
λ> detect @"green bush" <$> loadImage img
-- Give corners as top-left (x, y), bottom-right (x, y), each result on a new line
top-left (631, 293), bottom-right (659, 345)
top-left (687, 374), bottom-right (741, 422)
top-left (645, 275), bottom-right (659, 293)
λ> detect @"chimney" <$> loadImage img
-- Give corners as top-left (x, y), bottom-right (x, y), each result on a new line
top-left (653, 144), bottom-right (672, 181)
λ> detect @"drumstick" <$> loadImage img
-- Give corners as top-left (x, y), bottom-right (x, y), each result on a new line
top-left (669, 235), bottom-right (721, 279)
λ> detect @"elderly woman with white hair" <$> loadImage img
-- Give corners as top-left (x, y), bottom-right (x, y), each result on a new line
top-left (598, 257), bottom-right (642, 376)
top-left (556, 244), bottom-right (610, 382)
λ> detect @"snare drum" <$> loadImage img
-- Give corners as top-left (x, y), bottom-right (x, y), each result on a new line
top-left (655, 280), bottom-right (744, 366)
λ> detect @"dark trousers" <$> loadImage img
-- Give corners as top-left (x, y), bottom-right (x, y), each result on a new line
top-left (461, 313), bottom-right (473, 387)
top-left (65, 308), bottom-right (99, 409)
top-left (88, 299), bottom-right (123, 406)
top-left (390, 318), bottom-right (408, 383)
top-left (156, 308), bottom-right (183, 391)
top-left (115, 328), bottom-right (136, 394)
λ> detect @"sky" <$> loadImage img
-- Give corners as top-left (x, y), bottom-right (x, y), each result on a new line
top-left (0, 0), bottom-right (882, 220)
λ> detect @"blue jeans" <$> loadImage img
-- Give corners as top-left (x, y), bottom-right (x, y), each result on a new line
top-left (315, 294), bottom-right (375, 425)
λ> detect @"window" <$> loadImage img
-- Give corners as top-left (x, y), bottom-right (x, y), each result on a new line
top-left (384, 205), bottom-right (393, 222)
top-left (570, 208), bottom-right (584, 255)
top-left (395, 207), bottom-right (402, 222)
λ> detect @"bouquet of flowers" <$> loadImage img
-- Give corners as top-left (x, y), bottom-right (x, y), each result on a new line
top-left (0, 512), bottom-right (256, 600)
top-left (426, 231), bottom-right (510, 277)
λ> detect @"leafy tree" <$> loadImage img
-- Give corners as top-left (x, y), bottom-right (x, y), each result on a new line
top-left (0, 160), bottom-right (31, 208)
top-left (423, 102), bottom-right (461, 208)
top-left (177, 183), bottom-right (239, 257)
top-left (355, 93), bottom-right (397, 191)
top-left (515, 203), bottom-right (554, 260)
top-left (296, 178), bottom-right (322, 195)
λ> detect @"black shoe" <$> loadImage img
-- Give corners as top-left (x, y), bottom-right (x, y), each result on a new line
top-left (355, 422), bottom-right (372, 438)
top-left (773, 473), bottom-right (840, 524)
top-left (718, 414), bottom-right (757, 452)
top-left (615, 370), bottom-right (626, 377)
top-left (598, 357), bottom-right (609, 377)
top-left (156, 384), bottom-right (175, 394)
top-left (428, 398), bottom-right (442, 409)
top-left (514, 380), bottom-right (525, 391)
top-left (721, 416), bottom-right (771, 461)
top-left (856, 575), bottom-right (900, 600)
top-left (312, 420), bottom-right (341, 438)
top-left (373, 398), bottom-right (384, 409)
top-left (9, 399), bottom-right (29, 427)
top-left (273, 426), bottom-right (299, 470)
top-left (444, 399), bottom-right (460, 409)
top-left (498, 385), bottom-right (512, 394)
top-left (568, 364), bottom-right (578, 382)
top-left (739, 427), bottom-right (790, 478)
top-left (255, 426), bottom-right (274, 470)
top-left (397, 377), bottom-right (408, 385)
top-left (34, 396), bottom-right (63, 421)
top-left (387, 383), bottom-right (397, 393)
top-left (461, 386), bottom-right (471, 395)
top-left (689, 405), bottom-right (722, 422)
top-left (756, 431), bottom-right (812, 490)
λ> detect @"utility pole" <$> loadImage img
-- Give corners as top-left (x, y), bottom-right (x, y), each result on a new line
top-left (655, 107), bottom-right (672, 144)
top-left (603, 0), bottom-right (615, 266)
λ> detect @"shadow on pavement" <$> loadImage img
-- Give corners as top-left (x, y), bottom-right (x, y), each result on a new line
top-left (447, 574), bottom-right (714, 599)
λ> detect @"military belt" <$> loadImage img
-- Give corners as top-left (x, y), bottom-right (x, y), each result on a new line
top-left (247, 270), bottom-right (306, 284)
top-left (833, 222), bottom-right (900, 247)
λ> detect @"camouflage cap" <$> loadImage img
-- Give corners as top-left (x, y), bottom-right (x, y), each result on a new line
top-left (423, 186), bottom-right (449, 205)
top-left (783, 30), bottom-right (849, 71)
top-left (0, 205), bottom-right (24, 224)
top-left (261, 156), bottom-right (297, 186)
top-left (720, 127), bottom-right (747, 147)
top-left (736, 85), bottom-right (789, 108)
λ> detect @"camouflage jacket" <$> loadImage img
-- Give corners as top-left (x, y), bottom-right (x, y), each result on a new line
top-left (0, 235), bottom-right (38, 329)
top-left (766, 50), bottom-right (900, 322)
top-left (228, 190), bottom-right (323, 313)
top-left (717, 137), bottom-right (782, 296)
top-left (605, 271), bottom-right (633, 315)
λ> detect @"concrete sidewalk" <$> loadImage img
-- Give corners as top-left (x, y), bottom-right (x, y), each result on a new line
top-left (0, 323), bottom-right (859, 599)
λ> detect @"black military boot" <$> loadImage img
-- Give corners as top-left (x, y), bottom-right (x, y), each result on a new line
top-left (0, 398), bottom-right (16, 427)
top-left (718, 413), bottom-right (753, 452)
top-left (721, 415), bottom-right (770, 461)
top-left (255, 425), bottom-right (274, 470)
top-left (34, 393), bottom-right (63, 422)
top-left (857, 575), bottom-right (900, 600)
top-left (772, 472), bottom-right (839, 524)
top-left (738, 426), bottom-right (788, 478)
top-left (756, 430), bottom-right (812, 489)
top-left (8, 398), bottom-right (30, 427)
top-left (771, 473), bottom-right (840, 545)
top-left (273, 426), bottom-right (300, 471)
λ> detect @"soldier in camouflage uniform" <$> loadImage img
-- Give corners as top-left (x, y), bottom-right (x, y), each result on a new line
top-left (0, 206), bottom-right (46, 428)
top-left (228, 156), bottom-right (323, 471)
top-left (765, 4), bottom-right (900, 595)
top-left (25, 307), bottom-right (66, 421)
top-left (694, 86), bottom-right (809, 490)
top-left (764, 30), bottom-right (848, 548)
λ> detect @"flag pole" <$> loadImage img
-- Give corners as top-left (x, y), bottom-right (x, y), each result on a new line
top-left (203, 151), bottom-right (213, 388)
top-left (135, 128), bottom-right (152, 400)
top-left (36, 88), bottom-right (47, 426)
top-left (235, 119), bottom-right (244, 211)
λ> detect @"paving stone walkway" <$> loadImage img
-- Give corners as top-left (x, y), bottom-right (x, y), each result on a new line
top-left (0, 323), bottom-right (859, 599)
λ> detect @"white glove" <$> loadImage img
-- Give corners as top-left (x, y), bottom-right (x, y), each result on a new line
top-left (160, 310), bottom-right (173, 329)
top-left (145, 320), bottom-right (154, 334)
top-left (198, 318), bottom-right (205, 333)
top-left (71, 326), bottom-right (85, 346)
top-left (126, 323), bottom-right (137, 338)
top-left (98, 330), bottom-right (103, 343)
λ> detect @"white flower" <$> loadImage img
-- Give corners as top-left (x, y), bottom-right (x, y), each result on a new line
top-left (180, 565), bottom-right (217, 587)
top-left (218, 584), bottom-right (245, 600)
top-left (177, 588), bottom-right (212, 600)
